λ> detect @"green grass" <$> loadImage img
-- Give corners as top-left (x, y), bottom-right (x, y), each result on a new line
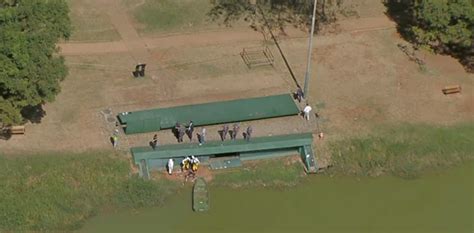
top-left (0, 152), bottom-right (180, 232)
top-left (124, 0), bottom-right (214, 33)
top-left (328, 123), bottom-right (474, 178)
top-left (212, 157), bottom-right (306, 189)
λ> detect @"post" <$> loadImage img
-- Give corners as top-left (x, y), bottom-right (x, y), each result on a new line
top-left (303, 0), bottom-right (318, 97)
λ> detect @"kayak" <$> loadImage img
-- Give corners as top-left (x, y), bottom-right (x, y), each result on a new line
top-left (193, 178), bottom-right (209, 212)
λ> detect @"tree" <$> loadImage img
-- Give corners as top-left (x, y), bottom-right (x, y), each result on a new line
top-left (411, 0), bottom-right (474, 52)
top-left (0, 0), bottom-right (71, 126)
top-left (385, 0), bottom-right (474, 71)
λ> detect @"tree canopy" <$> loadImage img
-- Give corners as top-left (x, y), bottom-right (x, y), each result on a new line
top-left (386, 0), bottom-right (474, 71)
top-left (0, 0), bottom-right (71, 126)
top-left (411, 0), bottom-right (474, 51)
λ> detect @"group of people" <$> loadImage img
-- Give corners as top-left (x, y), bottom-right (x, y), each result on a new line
top-left (182, 155), bottom-right (200, 173)
top-left (174, 121), bottom-right (204, 144)
top-left (295, 86), bottom-right (313, 121)
top-left (165, 156), bottom-right (200, 176)
top-left (115, 87), bottom-right (315, 151)
top-left (220, 123), bottom-right (253, 141)
top-left (171, 120), bottom-right (254, 145)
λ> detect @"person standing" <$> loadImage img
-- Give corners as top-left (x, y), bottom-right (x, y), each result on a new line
top-left (151, 134), bottom-right (158, 150)
top-left (167, 159), bottom-right (174, 175)
top-left (246, 126), bottom-right (253, 141)
top-left (198, 128), bottom-right (206, 146)
top-left (174, 122), bottom-right (181, 141)
top-left (231, 123), bottom-right (240, 140)
top-left (221, 124), bottom-right (229, 141)
top-left (111, 134), bottom-right (118, 148)
top-left (303, 104), bottom-right (312, 121)
top-left (186, 120), bottom-right (194, 141)
top-left (191, 156), bottom-right (200, 172)
top-left (296, 86), bottom-right (304, 103)
top-left (178, 125), bottom-right (185, 143)
top-left (181, 157), bottom-right (191, 171)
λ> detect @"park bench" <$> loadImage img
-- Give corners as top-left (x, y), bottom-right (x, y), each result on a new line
top-left (9, 125), bottom-right (26, 135)
top-left (442, 85), bottom-right (461, 95)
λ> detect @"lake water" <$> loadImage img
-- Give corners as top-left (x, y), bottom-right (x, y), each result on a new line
top-left (79, 162), bottom-right (473, 233)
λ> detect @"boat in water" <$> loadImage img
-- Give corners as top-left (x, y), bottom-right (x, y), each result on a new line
top-left (193, 177), bottom-right (209, 212)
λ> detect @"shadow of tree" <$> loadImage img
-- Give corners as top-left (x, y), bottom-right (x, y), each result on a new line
top-left (207, 0), bottom-right (340, 37)
top-left (21, 105), bottom-right (46, 124)
top-left (0, 129), bottom-right (12, 140)
top-left (384, 0), bottom-right (415, 42)
top-left (208, 0), bottom-right (345, 89)
top-left (384, 0), bottom-right (473, 73)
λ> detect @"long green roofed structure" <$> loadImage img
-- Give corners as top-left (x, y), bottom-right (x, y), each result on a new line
top-left (131, 133), bottom-right (317, 178)
top-left (118, 94), bottom-right (299, 134)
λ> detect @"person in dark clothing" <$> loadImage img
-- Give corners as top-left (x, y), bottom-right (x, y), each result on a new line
top-left (221, 124), bottom-right (229, 141)
top-left (186, 120), bottom-right (194, 141)
top-left (296, 86), bottom-right (304, 103)
top-left (174, 122), bottom-right (181, 140)
top-left (246, 126), bottom-right (253, 141)
top-left (178, 125), bottom-right (185, 143)
top-left (151, 134), bottom-right (158, 150)
top-left (231, 123), bottom-right (240, 140)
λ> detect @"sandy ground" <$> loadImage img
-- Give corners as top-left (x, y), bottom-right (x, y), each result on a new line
top-left (1, 1), bottom-right (472, 171)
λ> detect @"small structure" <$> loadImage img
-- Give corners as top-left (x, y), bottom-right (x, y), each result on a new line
top-left (8, 125), bottom-right (25, 135)
top-left (118, 94), bottom-right (299, 134)
top-left (442, 85), bottom-right (461, 95)
top-left (240, 46), bottom-right (274, 68)
top-left (132, 63), bottom-right (146, 78)
top-left (131, 133), bottom-right (317, 178)
top-left (193, 178), bottom-right (209, 212)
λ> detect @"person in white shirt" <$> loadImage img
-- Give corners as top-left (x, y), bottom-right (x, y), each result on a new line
top-left (303, 104), bottom-right (312, 121)
top-left (167, 159), bottom-right (174, 175)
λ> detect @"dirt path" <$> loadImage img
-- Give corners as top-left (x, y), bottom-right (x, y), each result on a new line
top-left (58, 16), bottom-right (396, 56)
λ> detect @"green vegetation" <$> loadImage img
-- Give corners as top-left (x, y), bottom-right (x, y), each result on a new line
top-left (212, 158), bottom-right (305, 189)
top-left (411, 0), bottom-right (473, 51)
top-left (0, 152), bottom-right (180, 232)
top-left (124, 0), bottom-right (213, 33)
top-left (0, 0), bottom-right (71, 126)
top-left (385, 0), bottom-right (474, 71)
top-left (329, 123), bottom-right (474, 178)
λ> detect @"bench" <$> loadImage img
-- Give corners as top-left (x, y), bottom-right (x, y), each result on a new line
top-left (9, 125), bottom-right (25, 135)
top-left (442, 85), bottom-right (461, 95)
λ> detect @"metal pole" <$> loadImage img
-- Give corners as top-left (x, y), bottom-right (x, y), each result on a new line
top-left (303, 0), bottom-right (318, 97)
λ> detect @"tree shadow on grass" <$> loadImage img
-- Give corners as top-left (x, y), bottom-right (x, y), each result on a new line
top-left (384, 0), bottom-right (473, 73)
top-left (21, 105), bottom-right (46, 124)
top-left (0, 129), bottom-right (12, 140)
top-left (384, 0), bottom-right (415, 43)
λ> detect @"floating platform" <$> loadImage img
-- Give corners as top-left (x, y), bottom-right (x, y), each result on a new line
top-left (118, 94), bottom-right (299, 134)
top-left (193, 178), bottom-right (209, 212)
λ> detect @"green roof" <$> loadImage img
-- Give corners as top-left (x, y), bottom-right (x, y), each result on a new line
top-left (118, 94), bottom-right (299, 134)
top-left (131, 133), bottom-right (313, 164)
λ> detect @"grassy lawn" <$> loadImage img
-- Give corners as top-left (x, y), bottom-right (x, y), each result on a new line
top-left (0, 152), bottom-right (180, 232)
top-left (212, 157), bottom-right (306, 189)
top-left (328, 123), bottom-right (474, 178)
top-left (123, 0), bottom-right (217, 34)
top-left (68, 0), bottom-right (121, 41)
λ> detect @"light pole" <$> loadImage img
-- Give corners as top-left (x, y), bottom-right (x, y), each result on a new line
top-left (303, 0), bottom-right (318, 97)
